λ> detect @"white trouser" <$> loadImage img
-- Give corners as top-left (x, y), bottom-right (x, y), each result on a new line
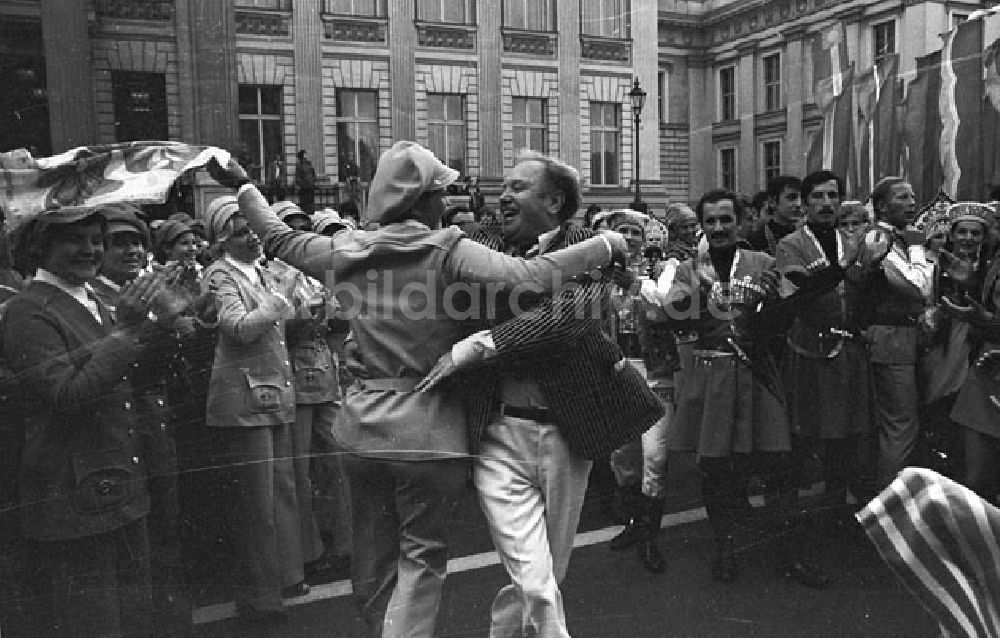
top-left (474, 413), bottom-right (592, 638)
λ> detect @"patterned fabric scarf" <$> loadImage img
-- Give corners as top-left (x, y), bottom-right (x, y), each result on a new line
top-left (0, 142), bottom-right (229, 228)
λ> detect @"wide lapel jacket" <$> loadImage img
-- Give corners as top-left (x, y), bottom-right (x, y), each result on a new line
top-left (203, 257), bottom-right (297, 428)
top-left (1, 281), bottom-right (150, 541)
top-left (465, 226), bottom-right (664, 460)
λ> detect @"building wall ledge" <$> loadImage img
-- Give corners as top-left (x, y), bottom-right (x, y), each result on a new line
top-left (414, 21), bottom-right (476, 50)
top-left (321, 14), bottom-right (388, 44)
top-left (754, 108), bottom-right (787, 135)
top-left (580, 34), bottom-right (633, 65)
top-left (712, 119), bottom-right (741, 142)
top-left (501, 28), bottom-right (557, 57)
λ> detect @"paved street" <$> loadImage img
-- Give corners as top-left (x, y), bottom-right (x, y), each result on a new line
top-left (193, 455), bottom-right (937, 638)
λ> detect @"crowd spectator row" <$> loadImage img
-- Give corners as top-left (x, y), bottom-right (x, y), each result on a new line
top-left (1, 141), bottom-right (999, 638)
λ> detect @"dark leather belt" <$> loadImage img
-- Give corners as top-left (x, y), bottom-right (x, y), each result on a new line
top-left (500, 404), bottom-right (552, 423)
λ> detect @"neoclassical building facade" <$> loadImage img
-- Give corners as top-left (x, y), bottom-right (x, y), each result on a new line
top-left (0, 0), bottom-right (990, 212)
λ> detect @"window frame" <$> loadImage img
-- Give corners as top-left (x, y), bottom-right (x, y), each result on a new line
top-left (235, 0), bottom-right (293, 10)
top-left (426, 93), bottom-right (467, 174)
top-left (502, 0), bottom-right (556, 31)
top-left (416, 0), bottom-right (476, 25)
top-left (761, 139), bottom-right (782, 187)
top-left (658, 67), bottom-right (670, 124)
top-left (718, 65), bottom-right (737, 122)
top-left (335, 88), bottom-right (379, 183)
top-left (762, 52), bottom-right (782, 113)
top-left (111, 70), bottom-right (169, 144)
top-left (237, 84), bottom-right (284, 182)
top-left (580, 0), bottom-right (631, 39)
top-left (324, 0), bottom-right (388, 16)
top-left (718, 146), bottom-right (738, 192)
top-left (589, 101), bottom-right (621, 187)
top-left (511, 97), bottom-right (548, 154)
top-left (872, 19), bottom-right (896, 65)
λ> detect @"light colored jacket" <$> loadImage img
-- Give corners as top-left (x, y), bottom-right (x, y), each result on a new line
top-left (235, 185), bottom-right (614, 459)
top-left (204, 258), bottom-right (296, 428)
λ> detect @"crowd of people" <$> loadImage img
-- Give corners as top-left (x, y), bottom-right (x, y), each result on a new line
top-left (0, 137), bottom-right (999, 638)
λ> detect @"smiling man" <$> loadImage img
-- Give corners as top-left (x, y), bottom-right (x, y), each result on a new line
top-left (429, 151), bottom-right (663, 636)
top-left (663, 188), bottom-right (827, 589)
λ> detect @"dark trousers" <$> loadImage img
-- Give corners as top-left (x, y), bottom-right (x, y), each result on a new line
top-left (298, 187), bottom-right (315, 214)
top-left (345, 456), bottom-right (467, 638)
top-left (29, 517), bottom-right (152, 637)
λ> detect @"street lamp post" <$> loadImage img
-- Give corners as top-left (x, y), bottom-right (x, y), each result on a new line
top-left (628, 77), bottom-right (647, 210)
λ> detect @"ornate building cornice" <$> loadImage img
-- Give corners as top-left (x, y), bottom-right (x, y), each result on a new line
top-left (659, 0), bottom-right (881, 49)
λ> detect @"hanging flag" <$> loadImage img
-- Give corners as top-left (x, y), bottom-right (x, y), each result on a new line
top-left (939, 18), bottom-right (984, 200)
top-left (807, 64), bottom-right (855, 183)
top-left (852, 64), bottom-right (878, 195)
top-left (873, 56), bottom-right (901, 188)
top-left (902, 52), bottom-right (944, 204)
top-left (0, 141), bottom-right (230, 228)
top-left (853, 55), bottom-right (900, 200)
top-left (812, 22), bottom-right (850, 110)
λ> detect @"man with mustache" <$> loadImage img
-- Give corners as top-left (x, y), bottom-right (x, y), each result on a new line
top-left (663, 188), bottom-right (827, 588)
top-left (862, 177), bottom-right (933, 488)
top-left (774, 170), bottom-right (877, 524)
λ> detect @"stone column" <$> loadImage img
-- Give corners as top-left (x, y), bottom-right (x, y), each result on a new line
top-left (633, 0), bottom-right (660, 190)
top-left (687, 54), bottom-right (713, 198)
top-left (176, 0), bottom-right (239, 149)
top-left (737, 41), bottom-right (757, 193)
top-left (40, 0), bottom-right (97, 152)
top-left (557, 0), bottom-right (582, 168)
top-left (389, 0), bottom-right (417, 141)
top-left (293, 0), bottom-right (325, 174)
top-left (783, 25), bottom-right (806, 175)
top-left (477, 0), bottom-right (503, 181)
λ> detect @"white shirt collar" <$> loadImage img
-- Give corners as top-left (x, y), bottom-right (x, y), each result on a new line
top-left (224, 255), bottom-right (262, 283)
top-left (34, 269), bottom-right (103, 323)
top-left (529, 228), bottom-right (561, 257)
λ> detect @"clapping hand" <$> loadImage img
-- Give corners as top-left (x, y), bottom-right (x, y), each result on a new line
top-left (757, 269), bottom-right (781, 299)
top-left (118, 265), bottom-right (200, 329)
top-left (117, 273), bottom-right (162, 327)
top-left (938, 249), bottom-right (976, 285)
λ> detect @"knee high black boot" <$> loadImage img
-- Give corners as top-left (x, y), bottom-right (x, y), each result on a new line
top-left (610, 484), bottom-right (646, 550)
top-left (638, 496), bottom-right (666, 573)
top-left (702, 469), bottom-right (737, 582)
top-left (774, 478), bottom-right (828, 589)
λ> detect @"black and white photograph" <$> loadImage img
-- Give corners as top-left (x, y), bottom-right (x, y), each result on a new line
top-left (1, 1), bottom-right (1000, 636)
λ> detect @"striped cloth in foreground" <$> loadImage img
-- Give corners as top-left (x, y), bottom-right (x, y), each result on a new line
top-left (857, 467), bottom-right (1000, 638)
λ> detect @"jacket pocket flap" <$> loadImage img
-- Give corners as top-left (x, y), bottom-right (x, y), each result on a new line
top-left (71, 448), bottom-right (139, 514)
top-left (243, 370), bottom-right (284, 413)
